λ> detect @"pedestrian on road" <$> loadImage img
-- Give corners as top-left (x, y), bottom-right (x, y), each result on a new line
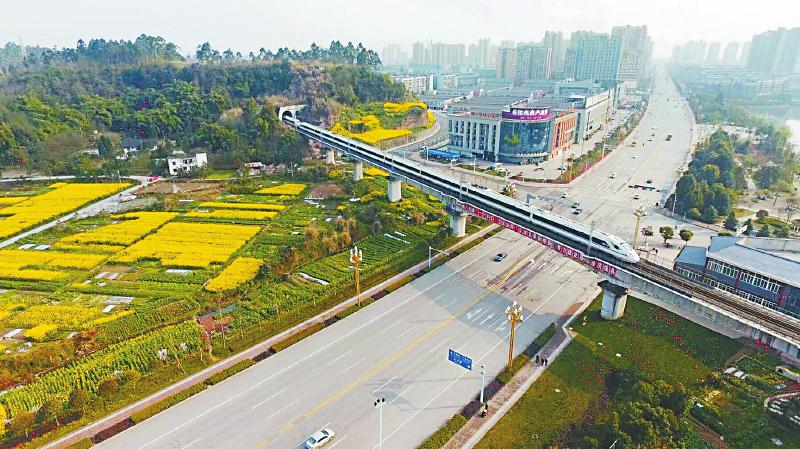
top-left (544, 358), bottom-right (548, 366)
top-left (535, 354), bottom-right (540, 364)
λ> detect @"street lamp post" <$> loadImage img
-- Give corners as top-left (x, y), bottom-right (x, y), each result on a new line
top-left (428, 246), bottom-right (449, 268)
top-left (633, 206), bottom-right (646, 244)
top-left (350, 246), bottom-right (363, 306)
top-left (505, 301), bottom-right (523, 370)
top-left (374, 397), bottom-right (386, 449)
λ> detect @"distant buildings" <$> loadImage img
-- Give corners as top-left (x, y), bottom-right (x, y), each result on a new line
top-left (543, 31), bottom-right (569, 79)
top-left (747, 27), bottom-right (800, 73)
top-left (393, 75), bottom-right (432, 94)
top-left (497, 47), bottom-right (516, 80)
top-left (380, 43), bottom-right (408, 66)
top-left (721, 42), bottom-right (740, 66)
top-left (671, 40), bottom-right (708, 65)
top-left (611, 25), bottom-right (652, 88)
top-left (705, 42), bottom-right (721, 65)
top-left (565, 32), bottom-right (623, 82)
top-left (167, 152), bottom-right (208, 176)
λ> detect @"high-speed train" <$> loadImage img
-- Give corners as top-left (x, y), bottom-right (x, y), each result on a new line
top-left (285, 117), bottom-right (640, 264)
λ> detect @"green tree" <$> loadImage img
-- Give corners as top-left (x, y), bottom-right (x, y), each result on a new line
top-left (679, 229), bottom-right (694, 244)
top-left (724, 211), bottom-right (739, 231)
top-left (67, 388), bottom-right (91, 416)
top-left (701, 205), bottom-right (719, 223)
top-left (757, 224), bottom-right (771, 237)
top-left (36, 397), bottom-right (63, 426)
top-left (687, 208), bottom-right (701, 220)
top-left (659, 226), bottom-right (674, 245)
top-left (7, 411), bottom-right (35, 439)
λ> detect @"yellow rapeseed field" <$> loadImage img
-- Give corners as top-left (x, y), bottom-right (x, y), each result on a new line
top-left (255, 183), bottom-right (307, 196)
top-left (0, 197), bottom-right (27, 206)
top-left (364, 167), bottom-right (389, 177)
top-left (204, 257), bottom-right (263, 292)
top-left (187, 210), bottom-right (277, 220)
top-left (113, 222), bottom-right (260, 268)
top-left (59, 211), bottom-right (177, 246)
top-left (10, 304), bottom-right (103, 329)
top-left (0, 250), bottom-right (108, 281)
top-left (198, 202), bottom-right (286, 211)
top-left (0, 183), bottom-right (128, 240)
top-left (25, 323), bottom-right (58, 341)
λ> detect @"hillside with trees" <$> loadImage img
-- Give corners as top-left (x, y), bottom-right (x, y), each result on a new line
top-left (0, 36), bottom-right (403, 176)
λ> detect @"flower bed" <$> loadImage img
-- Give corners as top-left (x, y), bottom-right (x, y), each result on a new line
top-left (197, 202), bottom-right (286, 211)
top-left (187, 210), bottom-right (277, 220)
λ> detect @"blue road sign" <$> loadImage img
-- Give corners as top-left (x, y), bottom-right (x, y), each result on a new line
top-left (448, 349), bottom-right (472, 371)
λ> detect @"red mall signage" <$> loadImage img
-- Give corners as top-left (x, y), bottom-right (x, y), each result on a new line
top-left (461, 203), bottom-right (618, 277)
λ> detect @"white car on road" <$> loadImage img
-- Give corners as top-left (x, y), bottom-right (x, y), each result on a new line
top-left (305, 428), bottom-right (335, 448)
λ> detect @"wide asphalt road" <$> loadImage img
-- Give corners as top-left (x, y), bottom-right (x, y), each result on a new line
top-left (524, 64), bottom-right (718, 261)
top-left (96, 229), bottom-right (598, 449)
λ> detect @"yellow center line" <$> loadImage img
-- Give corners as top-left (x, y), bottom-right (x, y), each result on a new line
top-left (257, 257), bottom-right (529, 448)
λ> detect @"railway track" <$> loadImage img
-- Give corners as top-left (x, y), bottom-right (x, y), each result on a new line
top-left (630, 260), bottom-right (800, 340)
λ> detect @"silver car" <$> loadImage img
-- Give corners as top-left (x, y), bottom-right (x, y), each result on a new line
top-left (305, 428), bottom-right (335, 449)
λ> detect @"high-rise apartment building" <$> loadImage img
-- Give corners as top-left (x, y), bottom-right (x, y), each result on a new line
top-left (500, 40), bottom-right (516, 49)
top-left (566, 32), bottom-right (622, 81)
top-left (747, 27), bottom-right (800, 73)
top-left (740, 41), bottom-right (751, 66)
top-left (672, 41), bottom-right (708, 64)
top-left (411, 42), bottom-right (424, 66)
top-left (381, 43), bottom-right (408, 66)
top-left (497, 47), bottom-right (516, 79)
top-left (706, 42), bottom-right (721, 65)
top-left (611, 25), bottom-right (651, 86)
top-left (516, 45), bottom-right (552, 81)
top-left (543, 31), bottom-right (568, 78)
top-left (721, 42), bottom-right (740, 65)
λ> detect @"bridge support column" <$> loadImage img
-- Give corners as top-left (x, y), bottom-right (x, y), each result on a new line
top-left (449, 211), bottom-right (467, 238)
top-left (387, 177), bottom-right (402, 202)
top-left (599, 280), bottom-right (628, 320)
top-left (353, 162), bottom-right (363, 181)
top-left (325, 150), bottom-right (335, 164)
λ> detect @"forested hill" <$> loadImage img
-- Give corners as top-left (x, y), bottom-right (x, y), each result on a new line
top-left (0, 36), bottom-right (406, 175)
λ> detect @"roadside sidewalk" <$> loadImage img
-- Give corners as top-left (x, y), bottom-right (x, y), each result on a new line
top-left (43, 225), bottom-right (499, 449)
top-left (443, 288), bottom-right (600, 449)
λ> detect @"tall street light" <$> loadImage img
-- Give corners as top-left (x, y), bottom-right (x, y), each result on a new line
top-left (374, 397), bottom-right (386, 449)
top-left (350, 246), bottom-right (363, 306)
top-left (633, 206), bottom-right (646, 244)
top-left (505, 301), bottom-right (523, 370)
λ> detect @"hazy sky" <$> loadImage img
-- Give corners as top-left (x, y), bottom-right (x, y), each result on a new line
top-left (2, 0), bottom-right (799, 59)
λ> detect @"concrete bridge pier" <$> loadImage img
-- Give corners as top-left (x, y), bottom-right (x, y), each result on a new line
top-left (599, 280), bottom-right (629, 320)
top-left (325, 150), bottom-right (335, 164)
top-left (353, 162), bottom-right (363, 181)
top-left (449, 211), bottom-right (467, 237)
top-left (388, 177), bottom-right (402, 202)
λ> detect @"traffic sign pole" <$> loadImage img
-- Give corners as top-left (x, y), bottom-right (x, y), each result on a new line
top-left (480, 364), bottom-right (485, 404)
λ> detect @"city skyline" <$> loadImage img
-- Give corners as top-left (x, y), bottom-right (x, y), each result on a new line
top-left (2, 0), bottom-right (799, 60)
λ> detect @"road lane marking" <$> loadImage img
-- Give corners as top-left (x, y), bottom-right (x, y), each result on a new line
top-left (479, 313), bottom-right (494, 325)
top-left (264, 399), bottom-right (299, 421)
top-left (301, 256), bottom-right (528, 420)
top-left (327, 436), bottom-right (347, 449)
top-left (397, 325), bottom-right (416, 338)
top-left (389, 385), bottom-right (414, 404)
top-left (427, 337), bottom-right (450, 354)
top-left (372, 376), bottom-right (396, 394)
top-left (326, 349), bottom-right (354, 366)
top-left (381, 320), bottom-right (403, 334)
top-left (337, 356), bottom-right (367, 375)
top-left (181, 438), bottom-right (202, 449)
top-left (442, 297), bottom-right (459, 309)
top-left (251, 388), bottom-right (287, 410)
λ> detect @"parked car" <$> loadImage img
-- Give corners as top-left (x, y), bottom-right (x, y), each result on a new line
top-left (573, 208), bottom-right (583, 215)
top-left (634, 194), bottom-right (640, 200)
top-left (494, 253), bottom-right (508, 262)
top-left (572, 202), bottom-right (580, 208)
top-left (305, 428), bottom-right (335, 449)
top-left (561, 193), bottom-right (568, 199)
top-left (646, 179), bottom-right (653, 184)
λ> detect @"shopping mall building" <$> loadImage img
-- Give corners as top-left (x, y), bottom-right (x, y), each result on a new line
top-left (446, 102), bottom-right (578, 164)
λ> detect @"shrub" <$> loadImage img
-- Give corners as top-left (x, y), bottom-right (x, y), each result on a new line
top-left (272, 322), bottom-right (325, 352)
top-left (204, 359), bottom-right (256, 386)
top-left (418, 413), bottom-right (468, 449)
top-left (129, 383), bottom-right (207, 424)
top-left (65, 438), bottom-right (94, 449)
top-left (497, 354), bottom-right (531, 384)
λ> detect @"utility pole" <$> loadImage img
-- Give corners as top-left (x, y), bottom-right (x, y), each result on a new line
top-left (350, 246), bottom-right (363, 306)
top-left (587, 220), bottom-right (597, 257)
top-left (428, 246), bottom-right (449, 268)
top-left (505, 301), bottom-right (523, 370)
